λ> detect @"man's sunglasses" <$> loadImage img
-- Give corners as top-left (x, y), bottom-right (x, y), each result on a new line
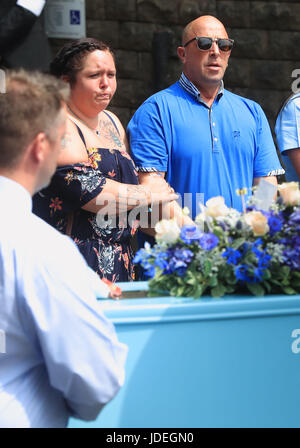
top-left (183, 37), bottom-right (234, 52)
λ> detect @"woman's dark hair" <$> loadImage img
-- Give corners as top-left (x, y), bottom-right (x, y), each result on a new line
top-left (50, 38), bottom-right (114, 85)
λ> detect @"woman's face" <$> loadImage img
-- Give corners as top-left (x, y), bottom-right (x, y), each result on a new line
top-left (70, 50), bottom-right (117, 115)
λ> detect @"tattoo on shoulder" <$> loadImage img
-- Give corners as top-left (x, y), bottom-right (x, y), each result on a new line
top-left (99, 117), bottom-right (122, 147)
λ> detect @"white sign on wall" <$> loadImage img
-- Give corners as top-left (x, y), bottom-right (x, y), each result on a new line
top-left (44, 0), bottom-right (86, 39)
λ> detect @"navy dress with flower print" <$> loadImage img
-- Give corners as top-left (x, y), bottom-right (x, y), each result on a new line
top-left (32, 115), bottom-right (139, 282)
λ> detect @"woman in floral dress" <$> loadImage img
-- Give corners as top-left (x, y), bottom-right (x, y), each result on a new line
top-left (33, 38), bottom-right (176, 282)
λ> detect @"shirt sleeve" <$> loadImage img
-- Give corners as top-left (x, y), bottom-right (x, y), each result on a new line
top-left (21, 228), bottom-right (127, 421)
top-left (275, 95), bottom-right (300, 154)
top-left (127, 100), bottom-right (169, 172)
top-left (44, 164), bottom-right (107, 214)
top-left (16, 0), bottom-right (45, 16)
top-left (253, 103), bottom-right (285, 177)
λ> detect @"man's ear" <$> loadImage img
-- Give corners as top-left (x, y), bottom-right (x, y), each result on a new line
top-left (30, 132), bottom-right (48, 163)
top-left (177, 46), bottom-right (186, 63)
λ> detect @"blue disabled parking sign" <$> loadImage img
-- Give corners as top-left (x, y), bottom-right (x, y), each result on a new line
top-left (45, 0), bottom-right (86, 38)
top-left (70, 10), bottom-right (81, 25)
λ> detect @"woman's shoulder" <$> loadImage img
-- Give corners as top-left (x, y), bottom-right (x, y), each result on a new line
top-left (102, 109), bottom-right (130, 153)
top-left (57, 117), bottom-right (89, 166)
top-left (103, 109), bottom-right (122, 128)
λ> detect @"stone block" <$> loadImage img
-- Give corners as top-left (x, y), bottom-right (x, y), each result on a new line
top-left (229, 29), bottom-right (269, 59)
top-left (165, 58), bottom-right (182, 87)
top-left (137, 0), bottom-right (179, 24)
top-left (251, 2), bottom-right (300, 31)
top-left (111, 78), bottom-right (152, 108)
top-left (224, 58), bottom-right (251, 88)
top-left (250, 60), bottom-right (297, 90)
top-left (115, 50), bottom-right (139, 78)
top-left (105, 0), bottom-right (136, 21)
top-left (86, 20), bottom-right (119, 48)
top-left (49, 38), bottom-right (70, 59)
top-left (107, 106), bottom-right (133, 128)
top-left (137, 52), bottom-right (153, 81)
top-left (159, 25), bottom-right (185, 59)
top-left (119, 22), bottom-right (158, 51)
top-left (115, 51), bottom-right (153, 81)
top-left (178, 0), bottom-right (216, 25)
top-left (216, 1), bottom-right (251, 28)
top-left (86, 0), bottom-right (105, 20)
top-left (268, 30), bottom-right (300, 60)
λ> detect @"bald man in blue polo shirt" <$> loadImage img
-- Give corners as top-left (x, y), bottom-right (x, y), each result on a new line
top-left (127, 15), bottom-right (284, 220)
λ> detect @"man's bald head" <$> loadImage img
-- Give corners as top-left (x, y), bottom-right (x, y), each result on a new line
top-left (182, 16), bottom-right (228, 45)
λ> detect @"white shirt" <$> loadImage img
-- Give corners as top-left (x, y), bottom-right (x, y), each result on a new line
top-left (275, 92), bottom-right (300, 181)
top-left (0, 176), bottom-right (127, 428)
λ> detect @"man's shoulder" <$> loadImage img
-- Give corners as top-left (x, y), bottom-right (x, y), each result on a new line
top-left (3, 210), bottom-right (79, 261)
top-left (223, 88), bottom-right (256, 105)
top-left (141, 82), bottom-right (182, 106)
top-left (281, 92), bottom-right (300, 111)
top-left (223, 88), bottom-right (263, 113)
top-left (30, 212), bottom-right (79, 256)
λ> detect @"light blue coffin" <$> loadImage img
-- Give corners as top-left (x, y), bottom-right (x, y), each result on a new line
top-left (68, 281), bottom-right (300, 428)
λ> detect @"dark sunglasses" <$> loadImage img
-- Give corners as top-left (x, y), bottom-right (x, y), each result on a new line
top-left (183, 37), bottom-right (234, 52)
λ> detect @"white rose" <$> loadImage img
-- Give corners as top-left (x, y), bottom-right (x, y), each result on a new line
top-left (206, 196), bottom-right (230, 218)
top-left (155, 219), bottom-right (181, 244)
top-left (278, 182), bottom-right (300, 206)
top-left (244, 210), bottom-right (269, 236)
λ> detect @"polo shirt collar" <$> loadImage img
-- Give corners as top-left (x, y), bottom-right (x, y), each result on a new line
top-left (179, 72), bottom-right (224, 105)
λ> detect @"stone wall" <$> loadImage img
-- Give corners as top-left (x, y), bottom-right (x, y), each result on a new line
top-left (50, 0), bottom-right (300, 132)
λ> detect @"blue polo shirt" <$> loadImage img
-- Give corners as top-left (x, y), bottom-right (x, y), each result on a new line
top-left (128, 76), bottom-right (284, 217)
top-left (275, 92), bottom-right (300, 181)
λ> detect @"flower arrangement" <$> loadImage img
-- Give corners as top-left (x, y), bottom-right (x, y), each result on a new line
top-left (133, 182), bottom-right (300, 298)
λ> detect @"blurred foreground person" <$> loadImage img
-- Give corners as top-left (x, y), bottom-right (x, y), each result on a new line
top-left (0, 70), bottom-right (127, 428)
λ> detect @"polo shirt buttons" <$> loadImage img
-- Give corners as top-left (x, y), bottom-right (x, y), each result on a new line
top-left (214, 137), bottom-right (218, 142)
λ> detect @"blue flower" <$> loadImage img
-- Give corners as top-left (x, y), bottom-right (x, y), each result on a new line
top-left (287, 209), bottom-right (300, 232)
top-left (155, 257), bottom-right (169, 270)
top-left (168, 259), bottom-right (188, 276)
top-left (133, 250), bottom-right (147, 264)
top-left (283, 239), bottom-right (300, 270)
top-left (154, 251), bottom-right (169, 270)
top-left (173, 248), bottom-right (194, 263)
top-left (253, 267), bottom-right (264, 282)
top-left (180, 225), bottom-right (202, 244)
top-left (144, 265), bottom-right (156, 278)
top-left (199, 233), bottom-right (219, 250)
top-left (258, 252), bottom-right (271, 268)
top-left (222, 248), bottom-right (242, 265)
top-left (235, 265), bottom-right (250, 282)
top-left (235, 264), bottom-right (267, 283)
top-left (163, 247), bottom-right (194, 276)
top-left (267, 214), bottom-right (283, 235)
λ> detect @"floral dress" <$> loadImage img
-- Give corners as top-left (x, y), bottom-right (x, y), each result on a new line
top-left (33, 122), bottom-right (139, 282)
